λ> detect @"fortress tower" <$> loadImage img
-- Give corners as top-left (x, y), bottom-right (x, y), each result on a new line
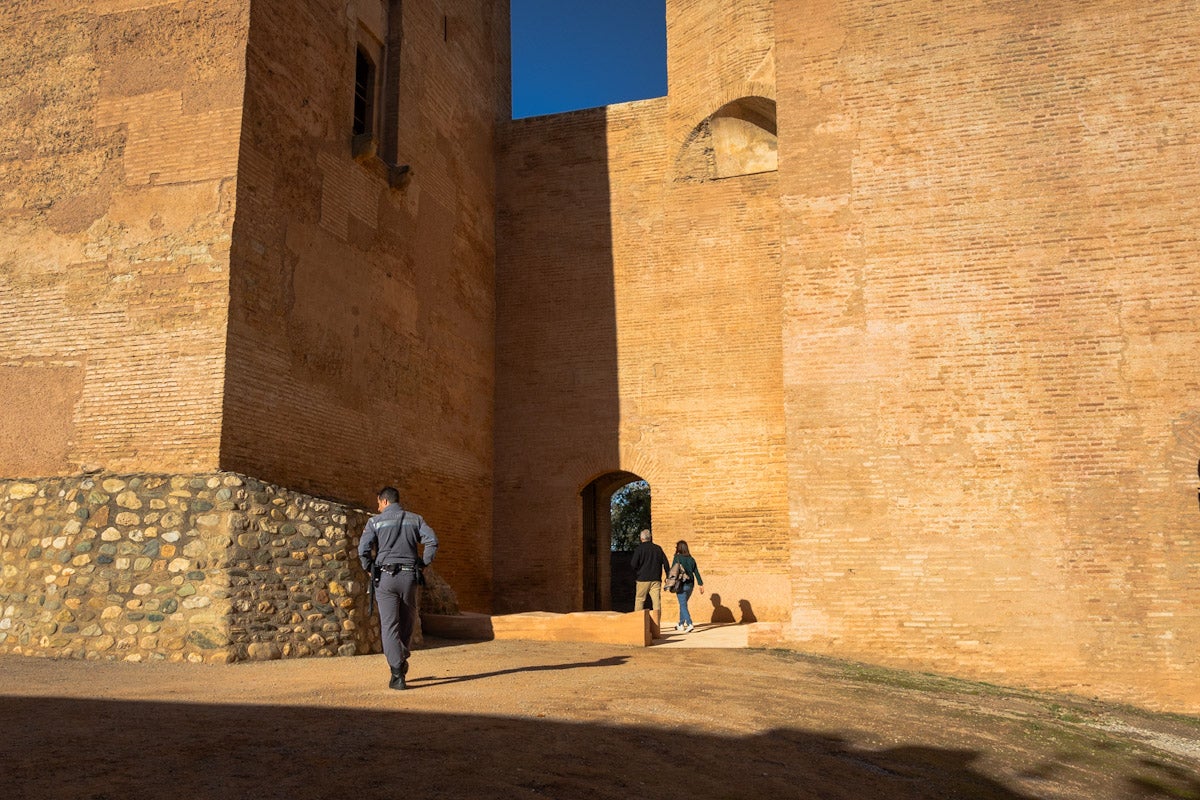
top-left (1, 0), bottom-right (1197, 711)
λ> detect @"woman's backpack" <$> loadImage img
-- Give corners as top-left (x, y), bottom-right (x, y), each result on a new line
top-left (664, 562), bottom-right (687, 593)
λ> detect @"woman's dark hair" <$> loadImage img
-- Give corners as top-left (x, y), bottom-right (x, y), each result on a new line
top-left (675, 540), bottom-right (689, 556)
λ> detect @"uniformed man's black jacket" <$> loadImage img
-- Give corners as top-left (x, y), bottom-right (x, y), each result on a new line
top-left (358, 503), bottom-right (438, 571)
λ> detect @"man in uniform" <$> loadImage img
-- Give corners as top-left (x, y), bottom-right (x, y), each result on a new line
top-left (358, 486), bottom-right (439, 690)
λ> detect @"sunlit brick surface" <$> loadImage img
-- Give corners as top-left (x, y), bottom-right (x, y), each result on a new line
top-left (495, 0), bottom-right (1200, 711)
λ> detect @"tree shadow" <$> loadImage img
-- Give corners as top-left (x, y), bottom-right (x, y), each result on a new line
top-left (1126, 757), bottom-right (1200, 799)
top-left (0, 695), bottom-right (1044, 800)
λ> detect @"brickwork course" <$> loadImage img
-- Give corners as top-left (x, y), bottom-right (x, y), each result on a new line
top-left (0, 0), bottom-right (1197, 712)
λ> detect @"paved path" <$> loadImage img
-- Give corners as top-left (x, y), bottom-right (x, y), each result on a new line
top-left (651, 621), bottom-right (750, 648)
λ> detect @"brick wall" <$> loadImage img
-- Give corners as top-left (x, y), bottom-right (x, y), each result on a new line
top-left (220, 0), bottom-right (508, 611)
top-left (495, 0), bottom-right (790, 617)
top-left (0, 0), bottom-right (248, 476)
top-left (496, 0), bottom-right (1200, 711)
top-left (775, 0), bottom-right (1200, 710)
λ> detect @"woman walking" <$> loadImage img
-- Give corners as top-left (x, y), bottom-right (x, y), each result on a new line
top-left (671, 540), bottom-right (704, 632)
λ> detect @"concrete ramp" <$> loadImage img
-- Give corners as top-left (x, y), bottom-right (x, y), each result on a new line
top-left (423, 610), bottom-right (654, 646)
top-left (423, 611), bottom-right (769, 648)
top-left (651, 623), bottom-right (752, 648)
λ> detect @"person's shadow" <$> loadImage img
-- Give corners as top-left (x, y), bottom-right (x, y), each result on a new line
top-left (709, 593), bottom-right (736, 624)
top-left (738, 599), bottom-right (757, 624)
top-left (411, 655), bottom-right (629, 688)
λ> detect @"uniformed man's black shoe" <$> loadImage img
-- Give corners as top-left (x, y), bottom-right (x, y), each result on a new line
top-left (389, 667), bottom-right (407, 690)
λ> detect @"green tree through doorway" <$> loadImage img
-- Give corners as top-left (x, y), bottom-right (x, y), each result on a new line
top-left (610, 480), bottom-right (650, 551)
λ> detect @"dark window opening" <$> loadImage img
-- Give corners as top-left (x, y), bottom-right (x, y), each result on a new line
top-left (353, 46), bottom-right (377, 138)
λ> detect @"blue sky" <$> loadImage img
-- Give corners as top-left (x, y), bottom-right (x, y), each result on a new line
top-left (510, 0), bottom-right (667, 118)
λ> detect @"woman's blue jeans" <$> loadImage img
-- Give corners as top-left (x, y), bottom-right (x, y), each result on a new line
top-left (677, 581), bottom-right (694, 626)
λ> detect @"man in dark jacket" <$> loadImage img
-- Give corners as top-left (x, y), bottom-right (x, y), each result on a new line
top-left (630, 529), bottom-right (670, 632)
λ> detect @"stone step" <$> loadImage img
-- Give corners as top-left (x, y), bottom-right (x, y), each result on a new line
top-left (423, 610), bottom-right (768, 648)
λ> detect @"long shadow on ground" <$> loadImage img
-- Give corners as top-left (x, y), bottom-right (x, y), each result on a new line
top-left (1, 695), bottom-right (1039, 800)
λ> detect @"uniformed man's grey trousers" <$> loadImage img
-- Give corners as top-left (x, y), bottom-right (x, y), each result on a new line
top-left (375, 570), bottom-right (419, 669)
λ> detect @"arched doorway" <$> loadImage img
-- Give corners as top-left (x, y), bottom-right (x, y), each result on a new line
top-left (580, 471), bottom-right (649, 611)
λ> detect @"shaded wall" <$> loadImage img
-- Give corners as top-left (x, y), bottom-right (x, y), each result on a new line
top-left (776, 0), bottom-right (1200, 711)
top-left (493, 107), bottom-right (618, 613)
top-left (222, 0), bottom-right (508, 611)
top-left (494, 0), bottom-right (790, 617)
top-left (0, 0), bottom-right (248, 477)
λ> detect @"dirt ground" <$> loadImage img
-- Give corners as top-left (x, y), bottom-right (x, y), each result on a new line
top-left (2, 632), bottom-right (1198, 800)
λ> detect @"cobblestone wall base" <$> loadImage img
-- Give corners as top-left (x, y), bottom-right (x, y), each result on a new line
top-left (0, 472), bottom-right (457, 663)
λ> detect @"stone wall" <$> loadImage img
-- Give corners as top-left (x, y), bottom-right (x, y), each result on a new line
top-left (0, 472), bottom-right (454, 663)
